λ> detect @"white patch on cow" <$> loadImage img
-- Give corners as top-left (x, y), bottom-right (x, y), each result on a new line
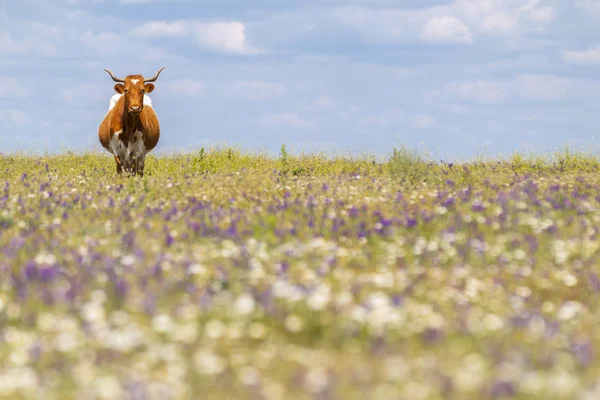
top-left (143, 94), bottom-right (153, 108)
top-left (126, 130), bottom-right (145, 158)
top-left (108, 130), bottom-right (126, 161)
top-left (108, 94), bottom-right (123, 113)
top-left (131, 79), bottom-right (139, 85)
top-left (106, 93), bottom-right (153, 114)
top-left (106, 129), bottom-right (147, 173)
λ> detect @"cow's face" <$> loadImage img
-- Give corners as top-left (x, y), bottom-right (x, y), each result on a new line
top-left (114, 76), bottom-right (155, 115)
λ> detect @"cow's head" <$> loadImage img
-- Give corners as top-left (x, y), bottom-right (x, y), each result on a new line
top-left (103, 67), bottom-right (165, 115)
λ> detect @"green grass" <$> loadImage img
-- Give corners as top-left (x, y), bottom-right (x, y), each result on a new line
top-left (2, 146), bottom-right (600, 181)
top-left (2, 146), bottom-right (600, 399)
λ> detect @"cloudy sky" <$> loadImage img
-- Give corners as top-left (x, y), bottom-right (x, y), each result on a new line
top-left (1, 0), bottom-right (600, 159)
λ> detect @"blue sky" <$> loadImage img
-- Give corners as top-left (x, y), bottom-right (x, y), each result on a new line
top-left (1, 0), bottom-right (600, 159)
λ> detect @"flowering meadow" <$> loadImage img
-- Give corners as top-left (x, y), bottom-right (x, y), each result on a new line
top-left (2, 147), bottom-right (600, 399)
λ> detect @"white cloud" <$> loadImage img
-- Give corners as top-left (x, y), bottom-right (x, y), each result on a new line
top-left (359, 109), bottom-right (436, 130)
top-left (62, 83), bottom-right (105, 104)
top-left (129, 20), bottom-right (264, 55)
top-left (358, 108), bottom-right (437, 131)
top-left (64, 0), bottom-right (103, 4)
top-left (0, 32), bottom-right (22, 52)
top-left (575, 0), bottom-right (600, 14)
top-left (337, 105), bottom-right (360, 121)
top-left (304, 95), bottom-right (336, 111)
top-left (412, 114), bottom-right (436, 129)
top-left (445, 80), bottom-right (508, 103)
top-left (163, 79), bottom-right (285, 100)
top-left (335, 7), bottom-right (423, 43)
top-left (447, 104), bottom-right (471, 114)
top-left (564, 45), bottom-right (600, 65)
top-left (359, 108), bottom-right (405, 127)
top-left (80, 30), bottom-right (168, 60)
top-left (433, 75), bottom-right (583, 105)
top-left (421, 16), bottom-right (473, 44)
top-left (130, 21), bottom-right (187, 37)
top-left (515, 75), bottom-right (574, 102)
top-left (0, 32), bottom-right (56, 56)
top-left (0, 110), bottom-right (31, 127)
top-left (453, 0), bottom-right (556, 34)
top-left (528, 6), bottom-right (556, 23)
top-left (80, 30), bottom-right (122, 55)
top-left (0, 76), bottom-right (33, 98)
top-left (167, 79), bottom-right (204, 96)
top-left (193, 22), bottom-right (264, 55)
top-left (219, 81), bottom-right (285, 101)
top-left (258, 112), bottom-right (314, 128)
top-left (335, 0), bottom-right (555, 44)
top-left (25, 22), bottom-right (62, 37)
top-left (121, 0), bottom-right (158, 4)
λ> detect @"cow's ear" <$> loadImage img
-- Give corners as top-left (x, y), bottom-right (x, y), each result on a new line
top-left (145, 83), bottom-right (155, 93)
top-left (114, 84), bottom-right (125, 94)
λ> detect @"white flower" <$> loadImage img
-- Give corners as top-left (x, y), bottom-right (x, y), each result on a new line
top-left (204, 320), bottom-right (227, 339)
top-left (194, 351), bottom-right (227, 375)
top-left (238, 366), bottom-right (260, 386)
top-left (152, 314), bottom-right (174, 334)
top-left (34, 253), bottom-right (56, 265)
top-left (234, 293), bottom-right (256, 315)
top-left (120, 255), bottom-right (136, 266)
top-left (557, 301), bottom-right (583, 320)
top-left (285, 315), bottom-right (304, 333)
top-left (304, 367), bottom-right (329, 393)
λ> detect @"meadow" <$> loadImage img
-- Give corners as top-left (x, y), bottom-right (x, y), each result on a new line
top-left (1, 146), bottom-right (600, 399)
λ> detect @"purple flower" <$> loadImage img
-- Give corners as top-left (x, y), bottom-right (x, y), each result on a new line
top-left (29, 342), bottom-right (42, 363)
top-left (115, 279), bottom-right (129, 298)
top-left (443, 197), bottom-right (455, 207)
top-left (391, 295), bottom-right (403, 307)
top-left (405, 217), bottom-right (417, 228)
top-left (489, 380), bottom-right (516, 398)
top-left (421, 328), bottom-right (445, 344)
top-left (40, 266), bottom-right (60, 281)
top-left (279, 261), bottom-right (289, 275)
top-left (589, 273), bottom-right (600, 292)
top-left (379, 218), bottom-right (393, 227)
top-left (24, 262), bottom-right (37, 279)
top-left (572, 340), bottom-right (594, 367)
top-left (472, 203), bottom-right (485, 212)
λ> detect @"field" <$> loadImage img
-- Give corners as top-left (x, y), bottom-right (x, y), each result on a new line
top-left (1, 147), bottom-right (600, 399)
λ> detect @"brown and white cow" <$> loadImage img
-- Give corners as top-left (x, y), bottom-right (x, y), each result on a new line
top-left (98, 67), bottom-right (165, 177)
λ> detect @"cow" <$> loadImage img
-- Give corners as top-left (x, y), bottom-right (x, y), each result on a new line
top-left (98, 67), bottom-right (165, 177)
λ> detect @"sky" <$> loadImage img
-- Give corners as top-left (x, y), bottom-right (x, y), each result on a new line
top-left (1, 0), bottom-right (600, 160)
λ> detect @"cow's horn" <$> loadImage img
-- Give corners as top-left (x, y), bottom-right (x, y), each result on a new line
top-left (104, 69), bottom-right (125, 83)
top-left (144, 67), bottom-right (165, 83)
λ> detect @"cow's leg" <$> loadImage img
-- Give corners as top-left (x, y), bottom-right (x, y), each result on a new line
top-left (115, 155), bottom-right (123, 175)
top-left (135, 153), bottom-right (145, 177)
top-left (122, 156), bottom-right (134, 177)
top-left (129, 157), bottom-right (136, 176)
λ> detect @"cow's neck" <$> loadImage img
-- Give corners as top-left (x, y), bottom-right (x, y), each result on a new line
top-left (120, 100), bottom-right (141, 138)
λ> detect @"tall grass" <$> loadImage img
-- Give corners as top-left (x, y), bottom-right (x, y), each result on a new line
top-left (3, 146), bottom-right (600, 182)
